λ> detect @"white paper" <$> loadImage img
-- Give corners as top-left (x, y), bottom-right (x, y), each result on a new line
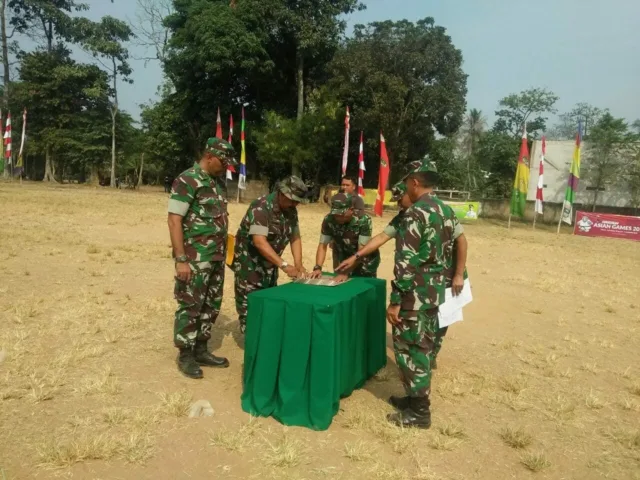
top-left (438, 279), bottom-right (472, 328)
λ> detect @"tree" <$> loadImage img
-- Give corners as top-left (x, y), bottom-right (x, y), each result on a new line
top-left (493, 88), bottom-right (559, 139)
top-left (627, 144), bottom-right (640, 213)
top-left (475, 131), bottom-right (519, 198)
top-left (12, 46), bottom-right (113, 183)
top-left (131, 0), bottom-right (173, 65)
top-left (254, 87), bottom-right (343, 187)
top-left (8, 0), bottom-right (97, 181)
top-left (583, 113), bottom-right (634, 211)
top-left (84, 16), bottom-right (134, 188)
top-left (328, 18), bottom-right (468, 180)
top-left (268, 0), bottom-right (364, 121)
top-left (458, 108), bottom-right (486, 191)
top-left (548, 103), bottom-right (606, 140)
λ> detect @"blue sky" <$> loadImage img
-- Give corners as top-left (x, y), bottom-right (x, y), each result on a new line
top-left (55, 0), bottom-right (640, 126)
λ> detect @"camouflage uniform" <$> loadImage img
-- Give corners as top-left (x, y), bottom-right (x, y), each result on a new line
top-left (320, 193), bottom-right (380, 277)
top-left (425, 192), bottom-right (468, 359)
top-left (391, 200), bottom-right (448, 400)
top-left (168, 138), bottom-right (237, 350)
top-left (233, 176), bottom-right (308, 332)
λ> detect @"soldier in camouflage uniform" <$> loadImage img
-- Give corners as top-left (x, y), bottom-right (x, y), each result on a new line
top-left (385, 160), bottom-right (452, 429)
top-left (337, 163), bottom-right (469, 370)
top-left (168, 137), bottom-right (238, 379)
top-left (335, 181), bottom-right (411, 274)
top-left (413, 160), bottom-right (469, 368)
top-left (310, 192), bottom-right (380, 280)
top-left (233, 176), bottom-right (309, 333)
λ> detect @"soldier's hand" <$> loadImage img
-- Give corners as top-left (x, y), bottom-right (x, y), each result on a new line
top-left (452, 274), bottom-right (464, 296)
top-left (336, 256), bottom-right (356, 273)
top-left (309, 269), bottom-right (323, 279)
top-left (297, 265), bottom-right (308, 278)
top-left (283, 265), bottom-right (299, 278)
top-left (175, 262), bottom-right (192, 283)
top-left (334, 273), bottom-right (349, 284)
top-left (386, 304), bottom-right (401, 326)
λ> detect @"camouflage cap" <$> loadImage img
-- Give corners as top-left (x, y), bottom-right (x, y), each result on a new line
top-left (278, 175), bottom-right (309, 204)
top-left (205, 137), bottom-right (238, 167)
top-left (330, 192), bottom-right (354, 215)
top-left (402, 156), bottom-right (438, 181)
top-left (390, 181), bottom-right (407, 202)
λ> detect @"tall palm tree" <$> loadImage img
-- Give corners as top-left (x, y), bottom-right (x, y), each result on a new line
top-left (459, 109), bottom-right (487, 190)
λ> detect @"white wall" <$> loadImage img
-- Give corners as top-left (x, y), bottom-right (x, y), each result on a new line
top-left (526, 139), bottom-right (632, 207)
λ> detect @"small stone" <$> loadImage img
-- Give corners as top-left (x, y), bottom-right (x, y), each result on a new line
top-left (188, 400), bottom-right (214, 418)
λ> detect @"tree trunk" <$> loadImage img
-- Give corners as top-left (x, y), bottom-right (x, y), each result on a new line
top-left (43, 145), bottom-right (57, 182)
top-left (293, 46), bottom-right (304, 177)
top-left (110, 107), bottom-right (117, 188)
top-left (137, 153), bottom-right (144, 188)
top-left (592, 189), bottom-right (599, 212)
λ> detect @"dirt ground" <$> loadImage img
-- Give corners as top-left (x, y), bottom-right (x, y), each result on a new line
top-left (0, 182), bottom-right (639, 480)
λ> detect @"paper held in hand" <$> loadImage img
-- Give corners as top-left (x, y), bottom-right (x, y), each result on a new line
top-left (438, 279), bottom-right (472, 328)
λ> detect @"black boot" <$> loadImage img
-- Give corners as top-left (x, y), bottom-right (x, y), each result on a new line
top-left (387, 396), bottom-right (431, 429)
top-left (177, 348), bottom-right (203, 379)
top-left (388, 395), bottom-right (411, 411)
top-left (194, 341), bottom-right (229, 368)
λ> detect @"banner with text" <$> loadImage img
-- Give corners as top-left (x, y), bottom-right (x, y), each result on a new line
top-left (573, 211), bottom-right (640, 241)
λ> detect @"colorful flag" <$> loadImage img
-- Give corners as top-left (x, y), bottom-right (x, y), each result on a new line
top-left (14, 108), bottom-right (26, 176)
top-left (238, 107), bottom-right (246, 190)
top-left (509, 126), bottom-right (530, 217)
top-left (341, 107), bottom-right (350, 177)
top-left (561, 121), bottom-right (582, 225)
top-left (534, 136), bottom-right (545, 215)
top-left (215, 107), bottom-right (222, 139)
top-left (357, 131), bottom-right (365, 196)
top-left (226, 114), bottom-right (235, 180)
top-left (374, 131), bottom-right (390, 217)
top-left (0, 109), bottom-right (4, 174)
top-left (4, 112), bottom-right (12, 167)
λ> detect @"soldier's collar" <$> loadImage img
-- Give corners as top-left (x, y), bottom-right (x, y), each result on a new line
top-left (193, 162), bottom-right (211, 180)
top-left (270, 191), bottom-right (282, 213)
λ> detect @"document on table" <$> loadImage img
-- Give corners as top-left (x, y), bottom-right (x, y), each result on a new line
top-left (438, 279), bottom-right (472, 328)
top-left (293, 277), bottom-right (351, 287)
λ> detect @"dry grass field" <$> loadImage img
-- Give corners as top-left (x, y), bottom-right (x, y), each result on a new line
top-left (1, 181), bottom-right (639, 480)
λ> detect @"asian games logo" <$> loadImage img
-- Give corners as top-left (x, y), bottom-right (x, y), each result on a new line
top-left (577, 215), bottom-right (593, 233)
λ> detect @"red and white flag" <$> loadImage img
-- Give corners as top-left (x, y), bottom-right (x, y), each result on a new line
top-left (357, 131), bottom-right (365, 196)
top-left (341, 107), bottom-right (350, 177)
top-left (4, 112), bottom-right (12, 165)
top-left (226, 114), bottom-right (235, 180)
top-left (374, 132), bottom-right (390, 216)
top-left (215, 107), bottom-right (222, 139)
top-left (535, 137), bottom-right (545, 214)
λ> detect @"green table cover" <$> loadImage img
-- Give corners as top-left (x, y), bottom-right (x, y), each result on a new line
top-left (241, 277), bottom-right (387, 430)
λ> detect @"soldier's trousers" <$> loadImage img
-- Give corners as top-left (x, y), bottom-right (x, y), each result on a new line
top-left (234, 273), bottom-right (278, 332)
top-left (173, 260), bottom-right (225, 349)
top-left (434, 326), bottom-right (448, 358)
top-left (393, 308), bottom-right (438, 398)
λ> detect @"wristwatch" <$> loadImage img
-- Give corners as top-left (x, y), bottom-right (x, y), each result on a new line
top-left (175, 254), bottom-right (188, 263)
top-left (355, 253), bottom-right (361, 260)
top-left (280, 261), bottom-right (289, 271)
top-left (313, 265), bottom-right (322, 272)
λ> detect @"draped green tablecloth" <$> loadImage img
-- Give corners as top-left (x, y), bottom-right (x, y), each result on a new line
top-left (241, 277), bottom-right (387, 430)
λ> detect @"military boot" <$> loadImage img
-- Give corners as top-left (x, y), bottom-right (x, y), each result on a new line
top-left (194, 340), bottom-right (229, 368)
top-left (388, 395), bottom-right (411, 411)
top-left (177, 348), bottom-right (203, 379)
top-left (431, 357), bottom-right (438, 370)
top-left (387, 396), bottom-right (431, 429)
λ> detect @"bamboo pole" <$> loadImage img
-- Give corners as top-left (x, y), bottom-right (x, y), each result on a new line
top-left (508, 214), bottom-right (512, 230)
top-left (532, 212), bottom-right (537, 229)
top-left (556, 206), bottom-right (563, 235)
